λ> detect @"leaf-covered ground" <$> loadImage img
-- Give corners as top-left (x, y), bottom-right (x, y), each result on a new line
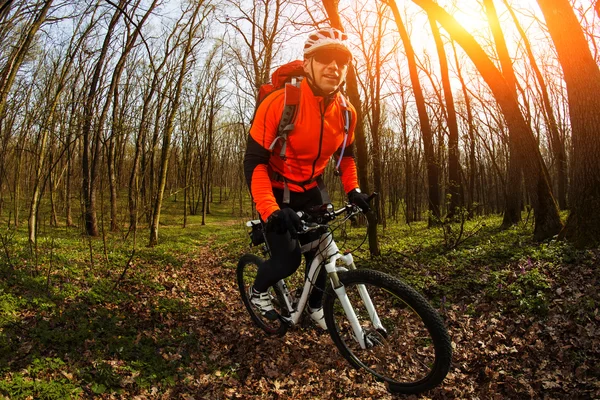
top-left (1, 221), bottom-right (599, 399)
top-left (156, 246), bottom-right (600, 399)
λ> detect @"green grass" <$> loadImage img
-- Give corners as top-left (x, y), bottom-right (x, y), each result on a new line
top-left (0, 193), bottom-right (594, 398)
top-left (0, 193), bottom-right (254, 399)
top-left (361, 213), bottom-right (577, 316)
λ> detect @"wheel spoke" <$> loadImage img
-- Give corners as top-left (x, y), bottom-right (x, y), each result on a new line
top-left (324, 269), bottom-right (452, 394)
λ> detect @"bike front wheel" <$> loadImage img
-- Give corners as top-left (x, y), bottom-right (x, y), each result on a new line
top-left (323, 269), bottom-right (452, 394)
top-left (237, 254), bottom-right (288, 336)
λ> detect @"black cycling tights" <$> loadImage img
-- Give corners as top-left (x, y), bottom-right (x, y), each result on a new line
top-left (253, 186), bottom-right (327, 309)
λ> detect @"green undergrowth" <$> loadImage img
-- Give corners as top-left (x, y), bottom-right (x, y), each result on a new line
top-left (0, 196), bottom-right (250, 399)
top-left (361, 213), bottom-right (585, 317)
top-left (0, 196), bottom-right (596, 398)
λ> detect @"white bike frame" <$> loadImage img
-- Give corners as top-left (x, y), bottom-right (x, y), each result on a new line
top-left (274, 228), bottom-right (386, 349)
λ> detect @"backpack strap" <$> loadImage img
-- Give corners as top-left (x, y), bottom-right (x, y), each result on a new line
top-left (268, 79), bottom-right (302, 161)
top-left (334, 93), bottom-right (351, 176)
top-left (270, 172), bottom-right (331, 205)
top-left (281, 176), bottom-right (330, 204)
top-left (267, 78), bottom-right (302, 203)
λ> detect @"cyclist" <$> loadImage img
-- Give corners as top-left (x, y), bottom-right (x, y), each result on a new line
top-left (243, 27), bottom-right (370, 330)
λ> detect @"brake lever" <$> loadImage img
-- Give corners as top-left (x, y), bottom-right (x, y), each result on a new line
top-left (302, 222), bottom-right (320, 232)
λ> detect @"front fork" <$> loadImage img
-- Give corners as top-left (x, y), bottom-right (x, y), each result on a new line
top-left (327, 253), bottom-right (386, 349)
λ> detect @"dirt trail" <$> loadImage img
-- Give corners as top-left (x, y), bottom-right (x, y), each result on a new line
top-left (172, 246), bottom-right (399, 399)
top-left (165, 245), bottom-right (599, 399)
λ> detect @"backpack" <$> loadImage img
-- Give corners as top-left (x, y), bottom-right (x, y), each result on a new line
top-left (257, 60), bottom-right (305, 107)
top-left (255, 60), bottom-right (305, 161)
top-left (256, 60), bottom-right (352, 203)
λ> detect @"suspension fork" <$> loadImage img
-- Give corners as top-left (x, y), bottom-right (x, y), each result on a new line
top-left (328, 253), bottom-right (386, 347)
top-left (325, 253), bottom-right (366, 348)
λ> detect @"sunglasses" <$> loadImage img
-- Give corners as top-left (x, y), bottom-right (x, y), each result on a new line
top-left (312, 52), bottom-right (351, 67)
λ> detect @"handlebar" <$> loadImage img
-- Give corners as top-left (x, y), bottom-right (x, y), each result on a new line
top-left (245, 192), bottom-right (377, 244)
top-left (297, 192), bottom-right (378, 231)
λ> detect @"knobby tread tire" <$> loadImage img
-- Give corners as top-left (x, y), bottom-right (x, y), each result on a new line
top-left (237, 254), bottom-right (288, 336)
top-left (323, 268), bottom-right (452, 394)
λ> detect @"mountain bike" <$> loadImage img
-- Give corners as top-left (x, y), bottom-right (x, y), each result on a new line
top-left (237, 198), bottom-right (452, 394)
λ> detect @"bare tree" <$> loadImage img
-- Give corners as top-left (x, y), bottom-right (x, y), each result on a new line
top-left (349, 1), bottom-right (397, 228)
top-left (127, 33), bottom-right (179, 232)
top-left (81, 1), bottom-right (126, 237)
top-left (201, 48), bottom-right (227, 225)
top-left (0, 0), bottom-right (54, 212)
top-left (27, 6), bottom-right (95, 244)
top-left (482, 0), bottom-right (523, 228)
top-left (502, 0), bottom-right (568, 210)
top-left (220, 0), bottom-right (293, 97)
top-left (149, 1), bottom-right (212, 246)
top-left (429, 15), bottom-right (462, 218)
top-left (103, 0), bottom-right (160, 232)
top-left (388, 1), bottom-right (442, 226)
top-left (0, 0), bottom-right (54, 122)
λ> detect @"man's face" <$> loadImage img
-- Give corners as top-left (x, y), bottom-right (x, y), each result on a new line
top-left (303, 49), bottom-right (351, 95)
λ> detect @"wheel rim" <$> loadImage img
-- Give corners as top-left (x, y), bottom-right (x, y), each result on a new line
top-left (329, 282), bottom-right (439, 386)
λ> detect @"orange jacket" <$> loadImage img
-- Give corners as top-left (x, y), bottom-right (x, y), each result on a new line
top-left (244, 79), bottom-right (359, 220)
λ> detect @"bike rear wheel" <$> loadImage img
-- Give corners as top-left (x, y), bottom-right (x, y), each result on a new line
top-left (237, 254), bottom-right (289, 336)
top-left (323, 269), bottom-right (452, 394)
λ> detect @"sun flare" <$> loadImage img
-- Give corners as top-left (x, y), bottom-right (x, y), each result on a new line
top-left (451, 7), bottom-right (491, 35)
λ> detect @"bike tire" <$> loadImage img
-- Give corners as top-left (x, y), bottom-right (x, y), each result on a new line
top-left (323, 269), bottom-right (452, 394)
top-left (237, 254), bottom-right (288, 336)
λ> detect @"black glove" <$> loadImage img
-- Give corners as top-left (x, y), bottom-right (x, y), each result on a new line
top-left (266, 208), bottom-right (302, 238)
top-left (348, 189), bottom-right (370, 212)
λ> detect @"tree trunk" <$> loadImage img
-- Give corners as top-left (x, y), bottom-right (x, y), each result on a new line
top-left (537, 0), bottom-right (600, 247)
top-left (107, 101), bottom-right (119, 231)
top-left (404, 146), bottom-right (414, 224)
top-left (202, 98), bottom-right (215, 226)
top-left (65, 133), bottom-right (74, 227)
top-left (482, 0), bottom-right (524, 228)
top-left (65, 85), bottom-right (80, 228)
top-left (49, 152), bottom-right (58, 227)
top-left (13, 129), bottom-right (25, 228)
top-left (429, 15), bottom-right (462, 219)
top-left (129, 73), bottom-right (161, 231)
top-left (502, 0), bottom-right (568, 210)
top-left (389, 1), bottom-right (441, 225)
top-left (451, 41), bottom-right (477, 215)
top-left (81, 2), bottom-right (125, 237)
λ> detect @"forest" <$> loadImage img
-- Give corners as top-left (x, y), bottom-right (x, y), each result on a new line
top-left (0, 0), bottom-right (599, 398)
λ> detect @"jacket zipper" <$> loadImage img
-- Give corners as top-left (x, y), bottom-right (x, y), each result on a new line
top-left (310, 101), bottom-right (326, 180)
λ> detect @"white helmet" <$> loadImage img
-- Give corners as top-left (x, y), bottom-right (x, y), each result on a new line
top-left (303, 28), bottom-right (352, 59)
